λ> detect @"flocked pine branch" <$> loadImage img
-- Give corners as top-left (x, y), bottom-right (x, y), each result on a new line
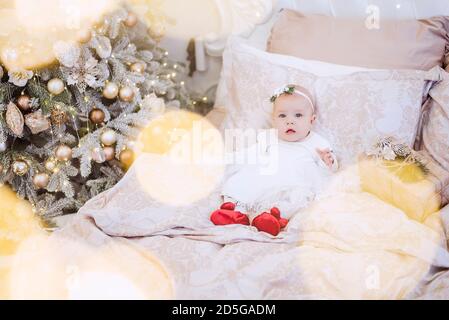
top-left (0, 4), bottom-right (194, 220)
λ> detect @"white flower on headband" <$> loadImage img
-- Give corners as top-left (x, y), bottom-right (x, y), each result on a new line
top-left (270, 85), bottom-right (295, 103)
top-left (270, 85), bottom-right (315, 113)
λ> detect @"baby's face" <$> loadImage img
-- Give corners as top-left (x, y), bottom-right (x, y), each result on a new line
top-left (272, 94), bottom-right (316, 142)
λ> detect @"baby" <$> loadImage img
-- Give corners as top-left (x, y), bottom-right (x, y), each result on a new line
top-left (210, 84), bottom-right (338, 236)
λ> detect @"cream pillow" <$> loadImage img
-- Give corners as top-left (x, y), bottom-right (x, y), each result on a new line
top-left (213, 37), bottom-right (373, 109)
top-left (222, 37), bottom-right (442, 167)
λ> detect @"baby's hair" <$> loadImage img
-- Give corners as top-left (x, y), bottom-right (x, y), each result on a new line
top-left (271, 84), bottom-right (316, 113)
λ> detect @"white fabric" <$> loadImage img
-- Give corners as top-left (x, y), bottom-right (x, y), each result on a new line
top-left (221, 131), bottom-right (338, 219)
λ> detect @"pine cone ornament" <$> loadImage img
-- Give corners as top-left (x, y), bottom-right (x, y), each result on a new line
top-left (51, 108), bottom-right (68, 125)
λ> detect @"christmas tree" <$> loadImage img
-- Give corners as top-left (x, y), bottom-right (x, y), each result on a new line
top-left (0, 6), bottom-right (192, 220)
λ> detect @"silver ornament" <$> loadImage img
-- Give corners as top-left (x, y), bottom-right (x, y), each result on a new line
top-left (33, 173), bottom-right (50, 189)
top-left (47, 78), bottom-right (65, 95)
top-left (12, 160), bottom-right (29, 176)
top-left (0, 141), bottom-right (7, 152)
top-left (100, 129), bottom-right (117, 146)
top-left (55, 145), bottom-right (73, 161)
top-left (103, 82), bottom-right (119, 99)
top-left (119, 86), bottom-right (135, 102)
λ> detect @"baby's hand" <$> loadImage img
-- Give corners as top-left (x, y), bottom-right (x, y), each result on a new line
top-left (316, 148), bottom-right (334, 169)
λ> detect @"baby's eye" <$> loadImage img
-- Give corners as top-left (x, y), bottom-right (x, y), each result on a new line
top-left (295, 113), bottom-right (303, 118)
top-left (278, 114), bottom-right (286, 118)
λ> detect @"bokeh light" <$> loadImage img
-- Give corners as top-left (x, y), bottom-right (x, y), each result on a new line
top-left (135, 110), bottom-right (225, 206)
top-left (9, 232), bottom-right (173, 299)
top-left (0, 184), bottom-right (45, 299)
top-left (0, 0), bottom-right (119, 70)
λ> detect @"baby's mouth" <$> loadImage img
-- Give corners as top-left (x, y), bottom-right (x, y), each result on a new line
top-left (285, 129), bottom-right (296, 134)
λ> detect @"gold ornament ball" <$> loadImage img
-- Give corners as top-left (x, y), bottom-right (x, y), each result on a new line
top-left (130, 62), bottom-right (146, 74)
top-left (125, 12), bottom-right (138, 28)
top-left (76, 28), bottom-right (92, 44)
top-left (89, 109), bottom-right (105, 124)
top-left (102, 82), bottom-right (119, 99)
top-left (103, 146), bottom-right (115, 161)
top-left (149, 21), bottom-right (166, 39)
top-left (47, 78), bottom-right (65, 95)
top-left (55, 145), bottom-right (73, 161)
top-left (45, 159), bottom-right (56, 171)
top-left (119, 149), bottom-right (134, 168)
top-left (119, 86), bottom-right (135, 102)
top-left (33, 173), bottom-right (50, 189)
top-left (17, 95), bottom-right (31, 111)
top-left (100, 129), bottom-right (117, 146)
top-left (12, 160), bottom-right (29, 176)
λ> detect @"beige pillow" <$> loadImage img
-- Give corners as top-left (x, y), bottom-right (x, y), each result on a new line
top-left (267, 9), bottom-right (449, 71)
top-left (222, 37), bottom-right (442, 167)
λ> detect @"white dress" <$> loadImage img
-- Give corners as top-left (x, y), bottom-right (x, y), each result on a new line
top-left (221, 131), bottom-right (338, 219)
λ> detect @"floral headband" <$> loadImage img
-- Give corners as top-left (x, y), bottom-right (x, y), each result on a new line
top-left (270, 85), bottom-right (315, 112)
